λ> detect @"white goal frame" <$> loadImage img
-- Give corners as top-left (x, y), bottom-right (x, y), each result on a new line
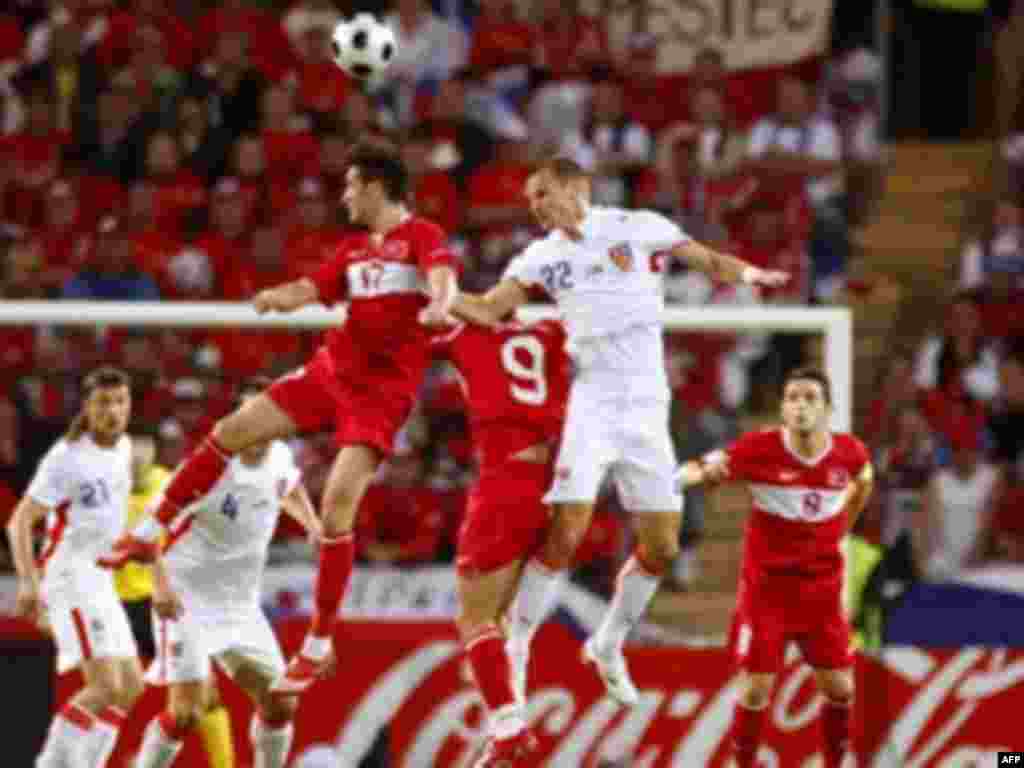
top-left (0, 301), bottom-right (853, 431)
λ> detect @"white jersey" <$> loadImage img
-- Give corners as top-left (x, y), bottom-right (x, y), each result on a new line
top-left (27, 434), bottom-right (132, 581)
top-left (162, 440), bottom-right (300, 618)
top-left (504, 206), bottom-right (688, 397)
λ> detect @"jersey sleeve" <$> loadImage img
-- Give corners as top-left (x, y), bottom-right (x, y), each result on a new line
top-left (848, 436), bottom-right (872, 480)
top-left (309, 240), bottom-right (350, 305)
top-left (708, 432), bottom-right (761, 483)
top-left (26, 442), bottom-right (70, 508)
top-left (633, 210), bottom-right (690, 251)
top-left (503, 242), bottom-right (547, 289)
top-left (415, 219), bottom-right (457, 273)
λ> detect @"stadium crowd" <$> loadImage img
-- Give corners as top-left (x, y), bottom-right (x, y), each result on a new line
top-left (24, 0), bottom-right (1024, 607)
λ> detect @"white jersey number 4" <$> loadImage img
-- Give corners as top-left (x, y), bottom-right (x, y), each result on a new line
top-left (501, 335), bottom-right (547, 406)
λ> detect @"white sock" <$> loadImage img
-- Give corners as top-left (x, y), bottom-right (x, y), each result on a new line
top-left (81, 706), bottom-right (126, 767)
top-left (594, 556), bottom-right (662, 654)
top-left (36, 705), bottom-right (94, 768)
top-left (135, 716), bottom-right (185, 768)
top-left (251, 717), bottom-right (294, 768)
top-left (490, 703), bottom-right (525, 741)
top-left (507, 558), bottom-right (565, 653)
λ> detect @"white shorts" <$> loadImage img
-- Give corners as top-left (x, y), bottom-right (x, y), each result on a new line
top-left (42, 566), bottom-right (138, 674)
top-left (145, 606), bottom-right (285, 686)
top-left (545, 383), bottom-right (682, 512)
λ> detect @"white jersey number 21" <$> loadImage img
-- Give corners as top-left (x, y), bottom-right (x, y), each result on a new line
top-left (501, 335), bottom-right (547, 406)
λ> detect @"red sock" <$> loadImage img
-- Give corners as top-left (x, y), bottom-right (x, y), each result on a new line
top-left (732, 703), bottom-right (766, 768)
top-left (310, 533), bottom-right (355, 637)
top-left (823, 699), bottom-right (851, 768)
top-left (156, 436), bottom-right (233, 523)
top-left (466, 625), bottom-right (516, 713)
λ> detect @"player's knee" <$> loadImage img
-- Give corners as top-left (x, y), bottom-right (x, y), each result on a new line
top-left (259, 692), bottom-right (296, 725)
top-left (114, 676), bottom-right (144, 711)
top-left (166, 701), bottom-right (202, 731)
top-left (546, 504), bottom-right (591, 565)
top-left (455, 608), bottom-right (491, 642)
top-left (638, 536), bottom-right (679, 573)
top-left (819, 673), bottom-right (854, 705)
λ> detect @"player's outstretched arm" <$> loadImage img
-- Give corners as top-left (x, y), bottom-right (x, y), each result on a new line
top-left (5, 497), bottom-right (48, 624)
top-left (843, 462), bottom-right (875, 533)
top-left (281, 483), bottom-right (324, 542)
top-left (671, 240), bottom-right (789, 289)
top-left (253, 278), bottom-right (320, 314)
top-left (151, 555), bottom-right (183, 619)
top-left (451, 279), bottom-right (530, 327)
top-left (419, 265), bottom-right (460, 327)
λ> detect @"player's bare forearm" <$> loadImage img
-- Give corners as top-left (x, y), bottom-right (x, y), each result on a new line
top-left (426, 265), bottom-right (458, 312)
top-left (452, 279), bottom-right (528, 326)
top-left (253, 278), bottom-right (319, 314)
top-left (843, 466), bottom-right (875, 533)
top-left (672, 241), bottom-right (751, 283)
top-left (6, 498), bottom-right (46, 585)
top-left (675, 460), bottom-right (708, 490)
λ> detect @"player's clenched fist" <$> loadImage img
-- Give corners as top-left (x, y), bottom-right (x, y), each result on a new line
top-left (254, 289), bottom-right (288, 314)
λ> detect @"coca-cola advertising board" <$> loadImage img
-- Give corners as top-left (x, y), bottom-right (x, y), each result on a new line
top-left (59, 619), bottom-right (1024, 767)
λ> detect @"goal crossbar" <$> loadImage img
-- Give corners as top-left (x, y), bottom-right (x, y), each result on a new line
top-left (0, 301), bottom-right (852, 431)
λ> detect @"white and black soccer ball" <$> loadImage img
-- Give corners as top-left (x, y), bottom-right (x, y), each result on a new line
top-left (330, 13), bottom-right (396, 81)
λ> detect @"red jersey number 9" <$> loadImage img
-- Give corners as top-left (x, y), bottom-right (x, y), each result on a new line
top-left (501, 335), bottom-right (547, 406)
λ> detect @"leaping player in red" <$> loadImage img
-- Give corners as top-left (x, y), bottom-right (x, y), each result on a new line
top-left (98, 145), bottom-right (459, 693)
top-left (675, 367), bottom-right (874, 768)
top-left (433, 319), bottom-right (571, 767)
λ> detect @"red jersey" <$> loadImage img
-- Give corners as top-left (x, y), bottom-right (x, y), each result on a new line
top-left (716, 428), bottom-right (870, 577)
top-left (309, 216), bottom-right (455, 395)
top-left (434, 321), bottom-right (570, 469)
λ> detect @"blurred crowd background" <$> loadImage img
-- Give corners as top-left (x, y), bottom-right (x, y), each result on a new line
top-left (0, 0), bottom-right (1022, 639)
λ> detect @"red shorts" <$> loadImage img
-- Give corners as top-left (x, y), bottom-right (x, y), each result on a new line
top-left (729, 570), bottom-right (851, 674)
top-left (456, 460), bottom-right (552, 576)
top-left (266, 347), bottom-right (414, 457)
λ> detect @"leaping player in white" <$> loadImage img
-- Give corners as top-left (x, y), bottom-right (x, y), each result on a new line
top-left (7, 367), bottom-right (143, 767)
top-left (98, 380), bottom-right (323, 768)
top-left (454, 156), bottom-right (788, 706)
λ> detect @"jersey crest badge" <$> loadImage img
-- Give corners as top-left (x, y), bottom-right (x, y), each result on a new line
top-left (609, 243), bottom-right (633, 271)
top-left (828, 468), bottom-right (850, 488)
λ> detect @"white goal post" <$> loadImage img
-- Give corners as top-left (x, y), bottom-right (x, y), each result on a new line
top-left (0, 301), bottom-right (853, 431)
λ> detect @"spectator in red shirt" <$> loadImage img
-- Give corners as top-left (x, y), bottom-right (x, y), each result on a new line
top-left (286, 176), bottom-right (343, 278)
top-left (112, 22), bottom-right (183, 125)
top-left (469, 0), bottom-right (535, 77)
top-left (732, 195), bottom-right (810, 304)
top-left (193, 175), bottom-right (248, 287)
top-left (195, 0), bottom-right (295, 82)
top-left (621, 32), bottom-right (679, 134)
top-left (464, 138), bottom-right (533, 289)
top-left (535, 0), bottom-right (609, 80)
top-left (125, 181), bottom-right (200, 298)
top-left (144, 130), bottom-right (205, 236)
top-left (356, 448), bottom-right (445, 565)
top-left (402, 123), bottom-right (461, 236)
top-left (689, 47), bottom-right (757, 128)
top-left (33, 178), bottom-right (89, 291)
top-left (98, 0), bottom-right (196, 73)
top-left (293, 23), bottom-right (352, 127)
top-left (862, 353), bottom-right (922, 447)
top-left (4, 86), bottom-right (67, 230)
top-left (0, 14), bottom-right (24, 66)
top-left (215, 226), bottom-right (304, 376)
top-left (260, 83), bottom-right (320, 182)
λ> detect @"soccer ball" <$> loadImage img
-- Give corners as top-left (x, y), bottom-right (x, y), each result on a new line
top-left (331, 14), bottom-right (396, 81)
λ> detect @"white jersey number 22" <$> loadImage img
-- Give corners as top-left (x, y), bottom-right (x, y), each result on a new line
top-left (501, 335), bottom-right (547, 406)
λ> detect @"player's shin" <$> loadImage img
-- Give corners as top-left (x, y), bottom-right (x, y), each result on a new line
top-left (465, 624), bottom-right (525, 740)
top-left (155, 435), bottom-right (235, 524)
top-left (250, 711), bottom-right (294, 768)
top-left (135, 713), bottom-right (189, 768)
top-left (593, 551), bottom-right (663, 654)
top-left (308, 532), bottom-right (355, 644)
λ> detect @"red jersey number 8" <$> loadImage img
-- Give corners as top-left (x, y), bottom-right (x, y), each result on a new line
top-left (802, 491), bottom-right (822, 517)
